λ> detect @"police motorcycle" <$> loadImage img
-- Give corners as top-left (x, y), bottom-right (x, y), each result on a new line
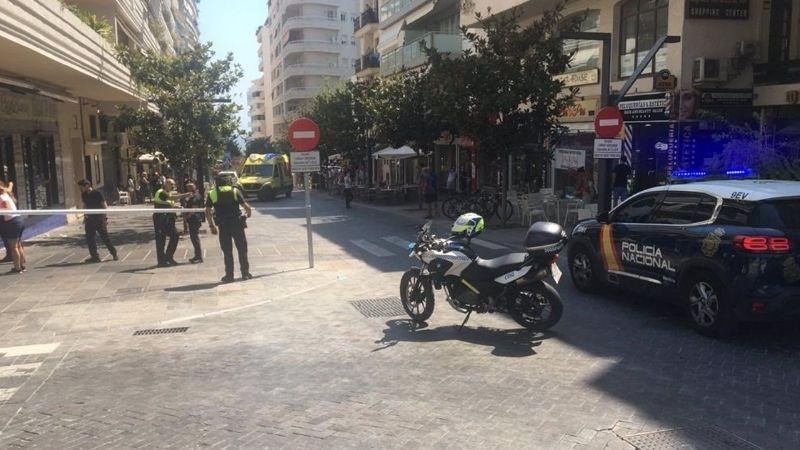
top-left (400, 213), bottom-right (567, 331)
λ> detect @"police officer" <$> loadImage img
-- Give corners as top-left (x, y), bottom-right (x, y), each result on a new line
top-left (182, 182), bottom-right (204, 264)
top-left (205, 175), bottom-right (252, 283)
top-left (153, 178), bottom-right (189, 267)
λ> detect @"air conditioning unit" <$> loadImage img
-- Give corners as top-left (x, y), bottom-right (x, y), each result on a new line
top-left (693, 57), bottom-right (727, 83)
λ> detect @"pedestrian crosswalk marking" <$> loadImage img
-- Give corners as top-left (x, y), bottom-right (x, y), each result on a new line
top-left (472, 239), bottom-right (509, 250)
top-left (351, 239), bottom-right (394, 257)
top-left (0, 388), bottom-right (18, 402)
top-left (0, 363), bottom-right (42, 378)
top-left (0, 343), bottom-right (60, 358)
top-left (382, 236), bottom-right (413, 249)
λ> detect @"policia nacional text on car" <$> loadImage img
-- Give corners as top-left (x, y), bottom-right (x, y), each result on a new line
top-left (152, 178), bottom-right (191, 267)
top-left (205, 176), bottom-right (253, 283)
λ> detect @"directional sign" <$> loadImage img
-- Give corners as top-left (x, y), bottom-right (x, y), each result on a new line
top-left (288, 117), bottom-right (320, 152)
top-left (594, 139), bottom-right (623, 159)
top-left (291, 151), bottom-right (320, 173)
top-left (594, 106), bottom-right (624, 139)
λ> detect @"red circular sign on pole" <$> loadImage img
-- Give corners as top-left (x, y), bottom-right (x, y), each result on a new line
top-left (288, 117), bottom-right (321, 152)
top-left (594, 106), bottom-right (624, 139)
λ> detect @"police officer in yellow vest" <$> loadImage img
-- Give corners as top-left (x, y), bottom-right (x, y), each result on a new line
top-left (153, 178), bottom-right (190, 267)
top-left (205, 175), bottom-right (253, 283)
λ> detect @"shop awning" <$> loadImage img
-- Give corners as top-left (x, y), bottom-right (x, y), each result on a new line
top-left (373, 146), bottom-right (417, 159)
top-left (137, 152), bottom-right (166, 163)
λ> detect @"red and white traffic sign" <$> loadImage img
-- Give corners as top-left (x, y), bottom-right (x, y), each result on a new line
top-left (288, 117), bottom-right (320, 152)
top-left (594, 106), bottom-right (624, 139)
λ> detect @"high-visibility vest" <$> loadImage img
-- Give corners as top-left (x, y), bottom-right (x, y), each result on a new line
top-left (208, 186), bottom-right (238, 204)
top-left (153, 188), bottom-right (174, 209)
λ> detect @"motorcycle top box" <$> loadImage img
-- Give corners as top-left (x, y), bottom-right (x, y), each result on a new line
top-left (525, 222), bottom-right (568, 255)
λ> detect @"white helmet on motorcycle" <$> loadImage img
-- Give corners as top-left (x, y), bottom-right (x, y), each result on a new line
top-left (451, 213), bottom-right (485, 238)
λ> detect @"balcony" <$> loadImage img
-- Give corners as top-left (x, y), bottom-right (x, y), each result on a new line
top-left (282, 40), bottom-right (342, 56)
top-left (283, 64), bottom-right (351, 80)
top-left (283, 15), bottom-right (340, 30)
top-left (354, 8), bottom-right (378, 35)
top-left (0, 0), bottom-right (138, 101)
top-left (355, 52), bottom-right (380, 76)
top-left (379, 0), bottom-right (427, 25)
top-left (284, 87), bottom-right (319, 102)
top-left (380, 32), bottom-right (461, 76)
top-left (754, 61), bottom-right (800, 86)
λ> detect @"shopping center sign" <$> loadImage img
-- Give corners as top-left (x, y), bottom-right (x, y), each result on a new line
top-left (685, 0), bottom-right (748, 20)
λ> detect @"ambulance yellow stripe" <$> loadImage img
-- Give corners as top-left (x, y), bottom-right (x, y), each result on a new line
top-left (600, 225), bottom-right (622, 272)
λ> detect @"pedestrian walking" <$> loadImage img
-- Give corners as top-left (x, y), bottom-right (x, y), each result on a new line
top-left (424, 167), bottom-right (438, 219)
top-left (153, 178), bottom-right (190, 267)
top-left (343, 171), bottom-right (353, 209)
top-left (417, 164), bottom-right (427, 210)
top-left (182, 182), bottom-right (204, 264)
top-left (205, 175), bottom-right (252, 283)
top-left (139, 172), bottom-right (150, 203)
top-left (78, 180), bottom-right (117, 263)
top-left (446, 166), bottom-right (456, 194)
top-left (613, 159), bottom-right (632, 205)
top-left (0, 180), bottom-right (25, 274)
top-left (126, 175), bottom-right (136, 204)
top-left (0, 180), bottom-right (14, 264)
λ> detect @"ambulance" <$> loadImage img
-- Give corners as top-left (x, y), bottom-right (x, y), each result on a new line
top-left (568, 179), bottom-right (800, 337)
top-left (239, 153), bottom-right (293, 201)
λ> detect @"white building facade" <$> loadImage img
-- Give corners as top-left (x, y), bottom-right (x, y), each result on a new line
top-left (259, 0), bottom-right (359, 138)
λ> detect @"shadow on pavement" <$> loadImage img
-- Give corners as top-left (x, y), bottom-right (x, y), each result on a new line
top-left (374, 319), bottom-right (550, 357)
top-left (163, 269), bottom-right (308, 292)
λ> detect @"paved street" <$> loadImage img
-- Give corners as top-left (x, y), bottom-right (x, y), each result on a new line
top-left (0, 191), bottom-right (798, 449)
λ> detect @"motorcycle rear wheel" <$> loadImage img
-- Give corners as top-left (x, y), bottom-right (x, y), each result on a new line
top-left (400, 268), bottom-right (435, 323)
top-left (509, 282), bottom-right (563, 331)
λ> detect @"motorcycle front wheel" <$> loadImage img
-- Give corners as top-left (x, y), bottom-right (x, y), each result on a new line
top-left (400, 268), bottom-right (435, 323)
top-left (509, 282), bottom-right (563, 331)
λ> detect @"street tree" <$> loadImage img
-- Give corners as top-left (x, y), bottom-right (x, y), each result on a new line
top-left (425, 3), bottom-right (577, 221)
top-left (305, 81), bottom-right (371, 161)
top-left (245, 136), bottom-right (271, 156)
top-left (116, 43), bottom-right (243, 183)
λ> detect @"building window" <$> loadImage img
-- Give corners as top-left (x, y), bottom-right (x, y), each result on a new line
top-left (561, 10), bottom-right (600, 73)
top-left (351, 38), bottom-right (356, 45)
top-left (342, 35), bottom-right (347, 44)
top-left (89, 115), bottom-right (98, 139)
top-left (341, 13), bottom-right (346, 21)
top-left (619, 0), bottom-right (668, 78)
top-left (327, 10), bottom-right (335, 19)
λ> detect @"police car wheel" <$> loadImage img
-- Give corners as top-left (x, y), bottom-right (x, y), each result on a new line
top-left (569, 247), bottom-right (600, 293)
top-left (684, 274), bottom-right (738, 337)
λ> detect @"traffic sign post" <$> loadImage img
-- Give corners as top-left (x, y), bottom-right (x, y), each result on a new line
top-left (594, 106), bottom-right (624, 139)
top-left (288, 117), bottom-right (321, 269)
top-left (593, 138), bottom-right (623, 159)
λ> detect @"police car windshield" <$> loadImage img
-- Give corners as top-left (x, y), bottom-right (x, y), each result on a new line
top-left (751, 199), bottom-right (800, 230)
top-left (242, 165), bottom-right (273, 177)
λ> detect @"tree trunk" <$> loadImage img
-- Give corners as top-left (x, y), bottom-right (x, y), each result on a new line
top-left (500, 151), bottom-right (510, 227)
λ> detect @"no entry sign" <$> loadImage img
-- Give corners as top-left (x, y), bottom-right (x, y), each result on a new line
top-left (594, 106), bottom-right (624, 139)
top-left (288, 117), bottom-right (320, 152)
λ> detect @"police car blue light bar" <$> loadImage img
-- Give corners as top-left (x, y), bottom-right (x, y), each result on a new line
top-left (725, 168), bottom-right (755, 177)
top-left (671, 169), bottom-right (708, 179)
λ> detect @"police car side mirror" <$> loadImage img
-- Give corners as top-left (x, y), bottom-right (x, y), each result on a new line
top-left (597, 211), bottom-right (609, 223)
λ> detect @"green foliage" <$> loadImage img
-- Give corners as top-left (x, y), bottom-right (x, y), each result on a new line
top-left (425, 3), bottom-right (577, 161)
top-left (710, 120), bottom-right (800, 180)
top-left (304, 82), bottom-right (371, 160)
top-left (245, 136), bottom-right (271, 155)
top-left (116, 43), bottom-right (243, 173)
top-left (61, 1), bottom-right (114, 44)
top-left (226, 137), bottom-right (243, 157)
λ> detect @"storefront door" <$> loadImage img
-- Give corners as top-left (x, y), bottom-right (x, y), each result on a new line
top-left (22, 135), bottom-right (59, 209)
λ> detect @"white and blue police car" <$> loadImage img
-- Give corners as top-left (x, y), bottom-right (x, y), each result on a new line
top-left (568, 179), bottom-right (800, 337)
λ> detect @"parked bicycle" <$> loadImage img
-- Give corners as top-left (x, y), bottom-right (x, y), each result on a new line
top-left (441, 188), bottom-right (514, 222)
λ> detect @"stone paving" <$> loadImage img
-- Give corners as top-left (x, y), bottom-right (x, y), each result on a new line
top-left (0, 192), bottom-right (798, 449)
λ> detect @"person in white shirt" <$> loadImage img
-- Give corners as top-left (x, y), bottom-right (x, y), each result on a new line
top-left (0, 180), bottom-right (26, 273)
top-left (343, 171), bottom-right (353, 209)
top-left (446, 166), bottom-right (457, 194)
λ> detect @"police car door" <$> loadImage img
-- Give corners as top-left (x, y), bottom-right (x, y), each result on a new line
top-left (642, 192), bottom-right (719, 286)
top-left (605, 192), bottom-right (662, 290)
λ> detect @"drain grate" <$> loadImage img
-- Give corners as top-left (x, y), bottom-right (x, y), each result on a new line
top-left (350, 297), bottom-right (407, 318)
top-left (622, 426), bottom-right (762, 450)
top-left (133, 327), bottom-right (189, 336)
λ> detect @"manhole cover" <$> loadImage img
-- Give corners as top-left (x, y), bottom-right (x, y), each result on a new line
top-left (133, 327), bottom-right (189, 336)
top-left (350, 297), bottom-right (407, 318)
top-left (622, 426), bottom-right (762, 450)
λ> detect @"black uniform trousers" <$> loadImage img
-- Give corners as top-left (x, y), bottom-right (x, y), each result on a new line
top-left (85, 216), bottom-right (116, 259)
top-left (218, 222), bottom-right (249, 278)
top-left (188, 218), bottom-right (202, 260)
top-left (153, 213), bottom-right (178, 265)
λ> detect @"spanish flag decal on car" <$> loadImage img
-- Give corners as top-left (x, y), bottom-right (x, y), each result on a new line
top-left (600, 224), bottom-right (623, 272)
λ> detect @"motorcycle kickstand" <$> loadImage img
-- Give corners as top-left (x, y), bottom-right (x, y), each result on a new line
top-left (459, 309), bottom-right (473, 332)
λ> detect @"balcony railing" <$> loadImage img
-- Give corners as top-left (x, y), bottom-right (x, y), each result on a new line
top-left (282, 40), bottom-right (341, 56)
top-left (379, 0), bottom-right (425, 23)
top-left (354, 8), bottom-right (378, 33)
top-left (754, 60), bottom-right (800, 86)
top-left (283, 15), bottom-right (340, 30)
top-left (380, 32), bottom-right (462, 75)
top-left (355, 52), bottom-right (380, 73)
top-left (283, 64), bottom-right (351, 79)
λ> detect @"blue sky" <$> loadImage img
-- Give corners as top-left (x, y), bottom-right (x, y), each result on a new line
top-left (198, 0), bottom-right (267, 134)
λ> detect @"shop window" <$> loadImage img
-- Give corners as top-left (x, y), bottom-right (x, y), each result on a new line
top-left (561, 10), bottom-right (600, 73)
top-left (619, 0), bottom-right (668, 78)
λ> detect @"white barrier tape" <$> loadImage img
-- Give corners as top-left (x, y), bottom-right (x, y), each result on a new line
top-left (9, 206), bottom-right (306, 216)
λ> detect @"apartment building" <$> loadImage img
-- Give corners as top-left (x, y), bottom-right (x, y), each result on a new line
top-left (458, 0), bottom-right (797, 192)
top-left (248, 78), bottom-right (268, 139)
top-left (260, 0), bottom-right (359, 138)
top-left (0, 0), bottom-right (198, 224)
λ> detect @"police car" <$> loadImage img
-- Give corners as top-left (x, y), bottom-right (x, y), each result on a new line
top-left (567, 180), bottom-right (800, 337)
